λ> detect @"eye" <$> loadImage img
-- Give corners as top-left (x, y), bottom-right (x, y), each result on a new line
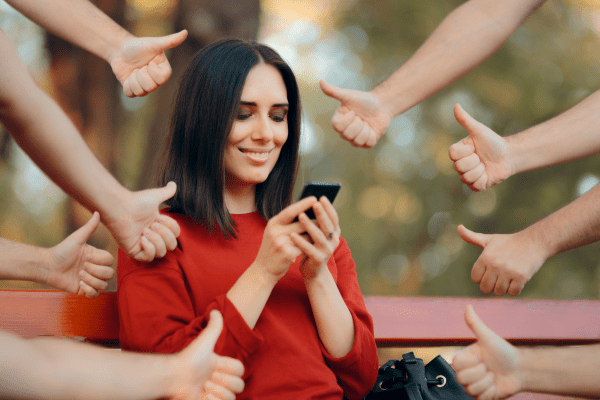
top-left (270, 109), bottom-right (288, 122)
top-left (237, 106), bottom-right (252, 120)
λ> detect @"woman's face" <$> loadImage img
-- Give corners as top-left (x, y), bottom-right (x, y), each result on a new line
top-left (224, 63), bottom-right (289, 189)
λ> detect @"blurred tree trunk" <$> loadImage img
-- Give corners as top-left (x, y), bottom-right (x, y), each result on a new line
top-left (46, 0), bottom-right (122, 248)
top-left (138, 0), bottom-right (261, 189)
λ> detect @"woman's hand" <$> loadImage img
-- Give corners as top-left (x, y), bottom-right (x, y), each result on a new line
top-left (227, 197), bottom-right (318, 329)
top-left (290, 196), bottom-right (355, 358)
top-left (253, 196), bottom-right (318, 281)
top-left (291, 196), bottom-right (341, 281)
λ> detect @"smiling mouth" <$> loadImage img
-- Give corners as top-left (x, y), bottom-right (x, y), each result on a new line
top-left (239, 148), bottom-right (273, 162)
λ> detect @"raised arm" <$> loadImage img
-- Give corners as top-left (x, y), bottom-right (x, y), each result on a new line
top-left (458, 180), bottom-right (600, 296)
top-left (0, 310), bottom-right (244, 400)
top-left (5, 0), bottom-right (187, 97)
top-left (450, 90), bottom-right (600, 191)
top-left (321, 0), bottom-right (546, 148)
top-left (0, 29), bottom-right (180, 261)
top-left (453, 305), bottom-right (600, 399)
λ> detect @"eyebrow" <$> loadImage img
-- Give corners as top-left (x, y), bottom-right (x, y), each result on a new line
top-left (240, 101), bottom-right (289, 108)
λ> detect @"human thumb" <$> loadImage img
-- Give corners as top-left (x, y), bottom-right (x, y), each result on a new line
top-left (464, 305), bottom-right (495, 342)
top-left (454, 104), bottom-right (483, 138)
top-left (195, 310), bottom-right (224, 353)
top-left (71, 211), bottom-right (101, 244)
top-left (155, 181), bottom-right (177, 204)
top-left (320, 80), bottom-right (352, 103)
top-left (457, 225), bottom-right (490, 249)
top-left (154, 30), bottom-right (188, 52)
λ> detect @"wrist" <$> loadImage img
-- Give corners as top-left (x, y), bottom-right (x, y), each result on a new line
top-left (370, 84), bottom-right (400, 120)
top-left (503, 134), bottom-right (521, 178)
top-left (15, 245), bottom-right (51, 284)
top-left (302, 263), bottom-right (332, 288)
top-left (97, 185), bottom-right (134, 226)
top-left (248, 261), bottom-right (281, 288)
top-left (515, 346), bottom-right (535, 394)
top-left (105, 29), bottom-right (135, 65)
top-left (163, 354), bottom-right (188, 399)
top-left (518, 223), bottom-right (556, 262)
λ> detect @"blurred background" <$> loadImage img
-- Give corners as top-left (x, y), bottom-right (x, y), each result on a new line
top-left (1, 0), bottom-right (599, 306)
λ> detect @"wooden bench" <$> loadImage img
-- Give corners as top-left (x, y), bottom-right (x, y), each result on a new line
top-left (1, 290), bottom-right (599, 399)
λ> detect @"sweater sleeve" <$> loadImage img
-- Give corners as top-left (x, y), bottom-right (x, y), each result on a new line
top-left (319, 238), bottom-right (379, 400)
top-left (117, 249), bottom-right (263, 368)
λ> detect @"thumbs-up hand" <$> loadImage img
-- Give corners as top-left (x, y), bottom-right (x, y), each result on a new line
top-left (458, 225), bottom-right (547, 296)
top-left (104, 182), bottom-right (181, 262)
top-left (320, 80), bottom-right (393, 148)
top-left (452, 305), bottom-right (522, 400)
top-left (174, 310), bottom-right (245, 400)
top-left (448, 104), bottom-right (512, 191)
top-left (47, 212), bottom-right (115, 298)
top-left (109, 30), bottom-right (188, 97)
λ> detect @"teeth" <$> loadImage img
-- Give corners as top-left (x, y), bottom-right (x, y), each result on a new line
top-left (242, 150), bottom-right (271, 160)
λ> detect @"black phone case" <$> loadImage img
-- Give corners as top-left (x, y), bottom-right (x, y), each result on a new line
top-left (295, 181), bottom-right (341, 220)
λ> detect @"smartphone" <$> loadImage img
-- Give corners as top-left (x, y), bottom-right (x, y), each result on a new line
top-left (295, 181), bottom-right (341, 220)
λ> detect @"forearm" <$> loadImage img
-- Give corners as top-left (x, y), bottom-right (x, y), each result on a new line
top-left (0, 33), bottom-right (130, 221)
top-left (372, 0), bottom-right (544, 116)
top-left (0, 331), bottom-right (180, 400)
top-left (4, 0), bottom-right (130, 63)
top-left (305, 269), bottom-right (355, 358)
top-left (517, 344), bottom-right (600, 397)
top-left (226, 263), bottom-right (277, 329)
top-left (4, 86), bottom-right (130, 219)
top-left (522, 182), bottom-right (600, 259)
top-left (0, 238), bottom-right (49, 283)
top-left (8, 89), bottom-right (128, 215)
top-left (507, 89), bottom-right (600, 175)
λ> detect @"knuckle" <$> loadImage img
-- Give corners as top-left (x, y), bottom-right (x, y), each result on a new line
top-left (465, 386), bottom-right (477, 397)
top-left (509, 286), bottom-right (523, 296)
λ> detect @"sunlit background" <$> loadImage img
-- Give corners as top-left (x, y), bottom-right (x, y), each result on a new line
top-left (1, 0), bottom-right (600, 363)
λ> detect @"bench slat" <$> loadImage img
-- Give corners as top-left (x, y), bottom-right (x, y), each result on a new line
top-left (0, 291), bottom-right (595, 399)
top-left (0, 289), bottom-right (118, 345)
top-left (365, 296), bottom-right (600, 347)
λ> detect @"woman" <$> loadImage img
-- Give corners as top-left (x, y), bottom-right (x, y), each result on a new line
top-left (117, 38), bottom-right (378, 399)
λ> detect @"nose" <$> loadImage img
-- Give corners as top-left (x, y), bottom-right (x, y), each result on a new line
top-left (251, 114), bottom-right (274, 142)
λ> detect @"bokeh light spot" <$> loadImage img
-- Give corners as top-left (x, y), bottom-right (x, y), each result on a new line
top-left (358, 186), bottom-right (393, 219)
top-left (468, 188), bottom-right (497, 216)
top-left (577, 173), bottom-right (599, 196)
top-left (377, 254), bottom-right (410, 285)
top-left (393, 191), bottom-right (422, 223)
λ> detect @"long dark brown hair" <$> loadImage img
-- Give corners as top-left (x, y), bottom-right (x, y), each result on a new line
top-left (159, 38), bottom-right (301, 238)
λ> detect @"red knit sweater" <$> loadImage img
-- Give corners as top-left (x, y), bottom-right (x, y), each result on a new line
top-left (117, 211), bottom-right (378, 399)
